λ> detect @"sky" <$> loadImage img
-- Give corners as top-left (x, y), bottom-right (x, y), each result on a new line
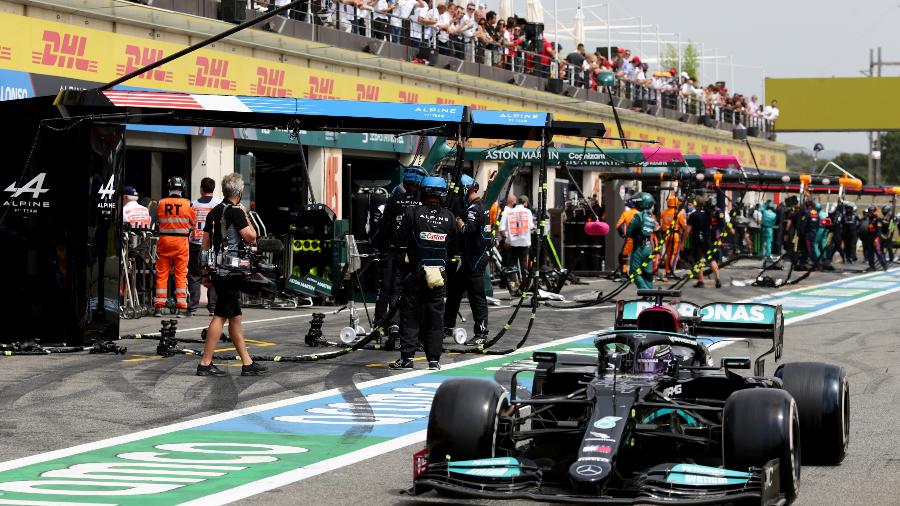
top-left (512, 0), bottom-right (900, 153)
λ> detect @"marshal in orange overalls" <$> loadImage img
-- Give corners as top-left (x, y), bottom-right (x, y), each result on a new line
top-left (155, 195), bottom-right (195, 310)
top-left (615, 207), bottom-right (638, 274)
top-left (659, 196), bottom-right (687, 276)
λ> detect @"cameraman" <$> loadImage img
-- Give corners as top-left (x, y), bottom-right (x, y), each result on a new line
top-left (196, 173), bottom-right (267, 377)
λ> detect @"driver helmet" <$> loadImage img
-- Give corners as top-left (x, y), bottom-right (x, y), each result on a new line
top-left (637, 344), bottom-right (673, 373)
top-left (403, 165), bottom-right (428, 186)
top-left (882, 205), bottom-right (892, 216)
top-left (420, 176), bottom-right (448, 199)
top-left (867, 204), bottom-right (878, 215)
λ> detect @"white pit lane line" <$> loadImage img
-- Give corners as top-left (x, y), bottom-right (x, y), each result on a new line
top-left (4, 269), bottom-right (898, 506)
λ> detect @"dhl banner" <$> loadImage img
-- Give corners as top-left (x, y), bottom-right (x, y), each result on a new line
top-left (0, 12), bottom-right (785, 170)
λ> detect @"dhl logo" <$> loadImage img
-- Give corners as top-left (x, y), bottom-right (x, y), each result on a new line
top-left (115, 45), bottom-right (173, 82)
top-left (305, 76), bottom-right (336, 99)
top-left (398, 91), bottom-right (419, 103)
top-left (686, 142), bottom-right (696, 153)
top-left (436, 97), bottom-right (456, 104)
top-left (188, 56), bottom-right (236, 91)
top-left (31, 30), bottom-right (98, 72)
top-left (355, 84), bottom-right (379, 101)
top-left (469, 104), bottom-right (488, 110)
top-left (250, 67), bottom-right (292, 97)
top-left (0, 46), bottom-right (10, 61)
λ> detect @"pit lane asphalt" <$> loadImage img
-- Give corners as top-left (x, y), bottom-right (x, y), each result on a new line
top-left (0, 260), bottom-right (898, 505)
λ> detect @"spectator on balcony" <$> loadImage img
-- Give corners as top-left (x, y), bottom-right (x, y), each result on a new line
top-left (395, 0), bottom-right (416, 44)
top-left (409, 0), bottom-right (432, 47)
top-left (435, 3), bottom-right (454, 55)
top-left (448, 4), bottom-right (466, 59)
top-left (538, 37), bottom-right (557, 78)
top-left (483, 10), bottom-right (497, 39)
top-left (385, 0), bottom-right (402, 43)
top-left (338, 0), bottom-right (356, 32)
top-left (460, 3), bottom-right (478, 58)
top-left (355, 0), bottom-right (371, 35)
top-left (373, 0), bottom-right (391, 40)
top-left (746, 95), bottom-right (760, 117)
top-left (763, 100), bottom-right (780, 123)
top-left (680, 74), bottom-right (697, 97)
top-left (566, 44), bottom-right (586, 86)
top-left (566, 43), bottom-right (586, 67)
top-left (632, 61), bottom-right (649, 85)
top-left (493, 19), bottom-right (507, 67)
top-left (474, 17), bottom-right (496, 64)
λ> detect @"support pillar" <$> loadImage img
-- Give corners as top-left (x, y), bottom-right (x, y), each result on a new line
top-left (190, 137), bottom-right (235, 200)
top-left (307, 146), bottom-right (343, 218)
top-left (150, 151), bottom-right (163, 201)
top-left (583, 170), bottom-right (603, 201)
top-left (531, 165), bottom-right (556, 209)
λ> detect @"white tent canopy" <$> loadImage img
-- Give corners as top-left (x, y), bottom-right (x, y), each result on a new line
top-left (526, 0), bottom-right (545, 23)
top-left (498, 0), bottom-right (512, 21)
top-left (573, 1), bottom-right (585, 47)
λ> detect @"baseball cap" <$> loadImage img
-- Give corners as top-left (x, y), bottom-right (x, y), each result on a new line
top-left (123, 186), bottom-right (139, 197)
top-left (631, 56), bottom-right (641, 64)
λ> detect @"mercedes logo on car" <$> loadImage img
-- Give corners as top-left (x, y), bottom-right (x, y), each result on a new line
top-left (575, 464), bottom-right (603, 477)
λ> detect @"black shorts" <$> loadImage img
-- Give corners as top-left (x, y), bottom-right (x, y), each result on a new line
top-left (212, 279), bottom-right (242, 319)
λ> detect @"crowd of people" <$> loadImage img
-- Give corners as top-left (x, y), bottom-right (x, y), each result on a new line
top-left (610, 191), bottom-right (896, 291)
top-left (241, 0), bottom-right (777, 131)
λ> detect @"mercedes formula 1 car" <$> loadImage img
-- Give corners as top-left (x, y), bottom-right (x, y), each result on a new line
top-left (411, 289), bottom-right (849, 505)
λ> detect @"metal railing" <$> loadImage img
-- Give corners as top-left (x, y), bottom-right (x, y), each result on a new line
top-left (237, 1), bottom-right (773, 135)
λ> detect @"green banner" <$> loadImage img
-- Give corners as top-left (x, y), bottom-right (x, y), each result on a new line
top-left (235, 129), bottom-right (413, 153)
top-left (466, 148), bottom-right (681, 168)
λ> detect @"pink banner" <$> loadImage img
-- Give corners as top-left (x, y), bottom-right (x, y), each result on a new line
top-left (641, 146), bottom-right (684, 163)
top-left (699, 154), bottom-right (741, 169)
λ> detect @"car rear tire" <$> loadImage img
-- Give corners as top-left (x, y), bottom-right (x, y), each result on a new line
top-left (426, 378), bottom-right (508, 464)
top-left (723, 388), bottom-right (800, 502)
top-left (775, 362), bottom-right (849, 465)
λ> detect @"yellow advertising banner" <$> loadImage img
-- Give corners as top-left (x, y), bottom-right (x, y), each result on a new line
top-left (0, 12), bottom-right (785, 169)
top-left (766, 76), bottom-right (900, 132)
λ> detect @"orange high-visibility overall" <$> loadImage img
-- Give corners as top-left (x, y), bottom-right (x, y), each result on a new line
top-left (616, 208), bottom-right (638, 273)
top-left (660, 207), bottom-right (687, 275)
top-left (155, 195), bottom-right (195, 310)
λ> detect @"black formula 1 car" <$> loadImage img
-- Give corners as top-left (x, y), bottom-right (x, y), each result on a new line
top-left (411, 289), bottom-right (849, 505)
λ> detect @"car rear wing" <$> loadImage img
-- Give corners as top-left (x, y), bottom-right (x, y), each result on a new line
top-left (614, 299), bottom-right (699, 329)
top-left (695, 302), bottom-right (784, 375)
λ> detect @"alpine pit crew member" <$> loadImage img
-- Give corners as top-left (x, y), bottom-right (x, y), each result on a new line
top-left (372, 165), bottom-right (428, 349)
top-left (389, 176), bottom-right (456, 371)
top-left (443, 175), bottom-right (491, 346)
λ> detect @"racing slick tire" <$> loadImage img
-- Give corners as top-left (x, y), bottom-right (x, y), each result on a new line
top-left (723, 388), bottom-right (801, 503)
top-left (426, 378), bottom-right (508, 464)
top-left (775, 362), bottom-right (849, 465)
